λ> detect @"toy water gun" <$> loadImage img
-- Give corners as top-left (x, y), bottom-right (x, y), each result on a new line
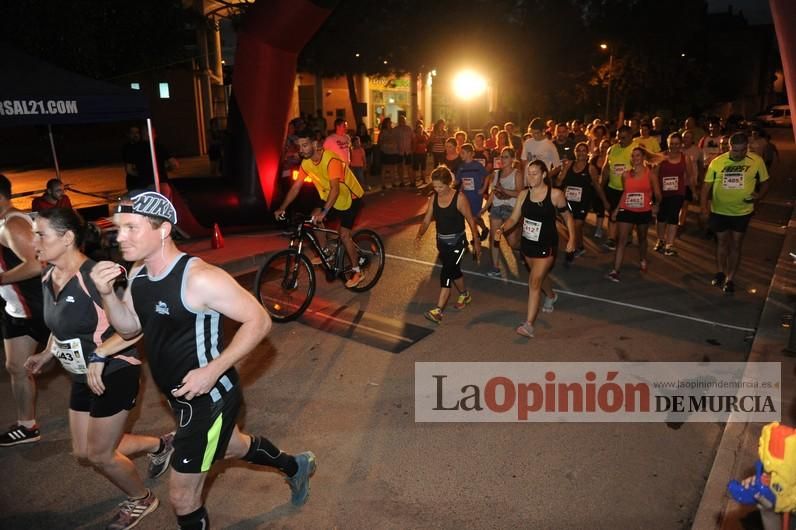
top-left (727, 422), bottom-right (796, 515)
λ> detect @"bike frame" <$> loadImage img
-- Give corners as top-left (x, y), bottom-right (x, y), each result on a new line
top-left (289, 220), bottom-right (353, 277)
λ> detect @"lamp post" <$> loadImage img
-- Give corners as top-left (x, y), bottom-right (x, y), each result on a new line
top-left (453, 69), bottom-right (487, 135)
top-left (600, 43), bottom-right (613, 125)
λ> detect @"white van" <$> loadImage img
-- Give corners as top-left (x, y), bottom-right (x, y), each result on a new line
top-left (759, 105), bottom-right (791, 127)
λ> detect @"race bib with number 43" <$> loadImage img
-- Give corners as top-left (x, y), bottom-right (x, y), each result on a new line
top-left (51, 337), bottom-right (87, 375)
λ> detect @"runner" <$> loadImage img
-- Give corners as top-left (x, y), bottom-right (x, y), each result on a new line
top-left (601, 126), bottom-right (636, 250)
top-left (24, 207), bottom-right (173, 530)
top-left (91, 191), bottom-right (317, 529)
top-left (606, 147), bottom-right (663, 282)
top-left (654, 132), bottom-right (694, 256)
top-left (495, 160), bottom-right (576, 338)
top-left (455, 143), bottom-right (490, 244)
top-left (590, 138), bottom-right (611, 239)
top-left (700, 132), bottom-right (769, 293)
top-left (558, 142), bottom-right (610, 257)
top-left (0, 174), bottom-right (47, 447)
top-left (275, 129), bottom-right (366, 288)
top-left (481, 147), bottom-right (523, 277)
top-left (415, 166), bottom-right (482, 324)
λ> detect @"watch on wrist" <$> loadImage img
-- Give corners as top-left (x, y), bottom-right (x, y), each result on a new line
top-left (88, 353), bottom-right (110, 364)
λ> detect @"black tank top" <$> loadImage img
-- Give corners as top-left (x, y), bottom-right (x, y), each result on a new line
top-left (42, 259), bottom-right (139, 382)
top-left (433, 189), bottom-right (465, 236)
top-left (0, 213), bottom-right (43, 320)
top-left (521, 185), bottom-right (558, 251)
top-left (131, 254), bottom-right (239, 401)
top-left (562, 162), bottom-right (594, 205)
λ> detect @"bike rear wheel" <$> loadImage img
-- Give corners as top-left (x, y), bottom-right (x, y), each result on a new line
top-left (345, 229), bottom-right (385, 292)
top-left (254, 249), bottom-right (316, 322)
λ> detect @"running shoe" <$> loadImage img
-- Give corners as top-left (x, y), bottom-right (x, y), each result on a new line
top-left (486, 267), bottom-right (501, 278)
top-left (516, 321), bottom-right (535, 338)
top-left (424, 307), bottom-right (443, 324)
top-left (147, 432), bottom-right (175, 479)
top-left (574, 248), bottom-right (587, 258)
top-left (286, 451), bottom-right (317, 506)
top-left (654, 240), bottom-right (665, 253)
top-left (593, 226), bottom-right (604, 239)
top-left (711, 272), bottom-right (726, 288)
top-left (605, 270), bottom-right (620, 283)
top-left (0, 424), bottom-right (40, 447)
top-left (664, 247), bottom-right (678, 257)
top-left (106, 489), bottom-right (159, 530)
top-left (640, 259), bottom-right (648, 273)
top-left (542, 293), bottom-right (558, 313)
top-left (723, 280), bottom-right (735, 294)
top-left (603, 239), bottom-right (617, 251)
top-left (453, 291), bottom-right (472, 310)
top-left (345, 271), bottom-right (364, 288)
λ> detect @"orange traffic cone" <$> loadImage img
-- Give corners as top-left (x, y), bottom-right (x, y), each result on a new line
top-left (211, 223), bottom-right (225, 249)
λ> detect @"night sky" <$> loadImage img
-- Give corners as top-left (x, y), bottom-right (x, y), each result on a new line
top-left (707, 0), bottom-right (772, 24)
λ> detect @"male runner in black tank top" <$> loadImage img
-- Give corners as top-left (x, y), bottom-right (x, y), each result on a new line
top-left (0, 174), bottom-right (47, 447)
top-left (91, 191), bottom-right (317, 529)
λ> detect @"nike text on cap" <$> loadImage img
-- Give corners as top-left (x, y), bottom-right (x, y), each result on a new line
top-left (117, 191), bottom-right (178, 225)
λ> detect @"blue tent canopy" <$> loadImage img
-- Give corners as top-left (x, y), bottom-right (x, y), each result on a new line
top-left (0, 46), bottom-right (149, 127)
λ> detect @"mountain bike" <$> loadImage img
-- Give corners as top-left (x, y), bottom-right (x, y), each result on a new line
top-left (254, 214), bottom-right (385, 322)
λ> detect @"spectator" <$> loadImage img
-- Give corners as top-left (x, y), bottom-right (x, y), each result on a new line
top-left (411, 123), bottom-right (430, 187)
top-left (504, 122), bottom-right (523, 152)
top-left (323, 119), bottom-right (352, 164)
top-left (130, 127), bottom-right (179, 191)
top-left (350, 136), bottom-right (368, 190)
top-left (378, 118), bottom-right (400, 189)
top-left (122, 126), bottom-right (143, 191)
top-left (32, 179), bottom-right (72, 212)
top-left (429, 120), bottom-right (448, 167)
top-left (394, 115), bottom-right (414, 186)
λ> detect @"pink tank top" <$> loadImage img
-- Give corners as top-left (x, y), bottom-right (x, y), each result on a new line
top-left (620, 167), bottom-right (653, 212)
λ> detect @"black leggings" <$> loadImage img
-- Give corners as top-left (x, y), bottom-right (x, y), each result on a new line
top-left (437, 235), bottom-right (466, 288)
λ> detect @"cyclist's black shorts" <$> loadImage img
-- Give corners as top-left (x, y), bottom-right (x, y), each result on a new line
top-left (327, 198), bottom-right (363, 230)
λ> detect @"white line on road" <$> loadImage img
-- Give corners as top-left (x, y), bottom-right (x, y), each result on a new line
top-left (304, 308), bottom-right (415, 343)
top-left (385, 253), bottom-right (756, 333)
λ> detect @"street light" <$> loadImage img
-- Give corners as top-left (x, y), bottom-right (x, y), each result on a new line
top-left (452, 69), bottom-right (487, 134)
top-left (600, 43), bottom-right (614, 126)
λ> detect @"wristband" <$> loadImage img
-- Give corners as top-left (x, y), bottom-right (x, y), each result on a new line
top-left (88, 353), bottom-right (110, 364)
top-left (321, 207), bottom-right (330, 216)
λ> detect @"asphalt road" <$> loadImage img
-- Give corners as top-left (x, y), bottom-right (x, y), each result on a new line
top-left (1, 128), bottom-right (793, 529)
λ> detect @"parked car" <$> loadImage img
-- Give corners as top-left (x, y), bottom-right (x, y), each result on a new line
top-left (758, 105), bottom-right (792, 127)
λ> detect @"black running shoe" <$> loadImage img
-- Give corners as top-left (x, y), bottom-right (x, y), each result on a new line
top-left (0, 424), bottom-right (40, 447)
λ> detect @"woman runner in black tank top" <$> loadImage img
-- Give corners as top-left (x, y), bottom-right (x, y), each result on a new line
top-left (495, 160), bottom-right (575, 338)
top-left (558, 142), bottom-right (610, 255)
top-left (416, 166), bottom-right (482, 324)
top-left (24, 208), bottom-right (167, 526)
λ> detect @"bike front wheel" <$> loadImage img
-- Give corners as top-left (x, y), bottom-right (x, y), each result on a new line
top-left (345, 229), bottom-right (385, 292)
top-left (254, 249), bottom-right (316, 322)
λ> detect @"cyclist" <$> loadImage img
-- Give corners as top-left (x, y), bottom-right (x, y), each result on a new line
top-left (275, 129), bottom-right (366, 288)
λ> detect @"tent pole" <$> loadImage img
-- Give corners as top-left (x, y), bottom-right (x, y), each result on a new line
top-left (47, 125), bottom-right (61, 180)
top-left (146, 118), bottom-right (161, 193)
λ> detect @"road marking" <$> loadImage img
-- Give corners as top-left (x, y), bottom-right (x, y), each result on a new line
top-left (304, 308), bottom-right (414, 343)
top-left (385, 253), bottom-right (756, 333)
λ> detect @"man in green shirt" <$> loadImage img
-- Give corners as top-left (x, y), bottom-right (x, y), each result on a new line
top-left (700, 132), bottom-right (769, 293)
top-left (600, 125), bottom-right (635, 250)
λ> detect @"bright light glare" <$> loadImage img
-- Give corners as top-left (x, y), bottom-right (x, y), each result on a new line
top-left (453, 70), bottom-right (487, 101)
top-left (600, 43), bottom-right (608, 50)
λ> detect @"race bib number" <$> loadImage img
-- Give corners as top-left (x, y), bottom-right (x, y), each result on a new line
top-left (625, 192), bottom-right (645, 209)
top-left (522, 218), bottom-right (542, 242)
top-left (462, 177), bottom-right (476, 191)
top-left (51, 337), bottom-right (87, 375)
top-left (662, 176), bottom-right (680, 192)
top-left (613, 164), bottom-right (626, 176)
top-left (565, 186), bottom-right (583, 203)
top-left (722, 171), bottom-right (744, 189)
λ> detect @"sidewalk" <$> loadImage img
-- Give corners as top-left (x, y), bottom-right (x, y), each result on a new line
top-left (692, 146), bottom-right (796, 527)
